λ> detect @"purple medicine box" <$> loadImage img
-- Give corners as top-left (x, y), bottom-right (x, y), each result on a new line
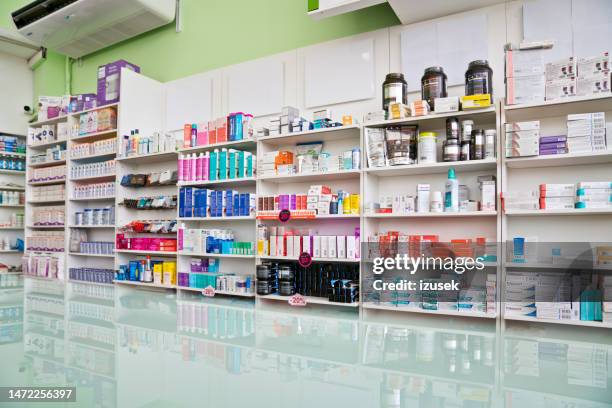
top-left (97, 60), bottom-right (140, 106)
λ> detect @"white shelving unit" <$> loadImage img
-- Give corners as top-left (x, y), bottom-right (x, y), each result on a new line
top-left (25, 115), bottom-right (68, 280)
top-left (500, 95), bottom-right (612, 330)
top-left (361, 104), bottom-right (502, 321)
top-left (0, 133), bottom-right (26, 270)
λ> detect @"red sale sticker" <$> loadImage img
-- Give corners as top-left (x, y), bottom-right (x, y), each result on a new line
top-left (278, 209), bottom-right (291, 223)
top-left (298, 251), bottom-right (313, 268)
top-left (202, 286), bottom-right (216, 297)
top-left (288, 293), bottom-right (307, 307)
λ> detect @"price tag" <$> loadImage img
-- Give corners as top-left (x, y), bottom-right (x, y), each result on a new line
top-left (298, 251), bottom-right (313, 268)
top-left (278, 209), bottom-right (291, 223)
top-left (202, 286), bottom-right (216, 297)
top-left (288, 293), bottom-right (307, 307)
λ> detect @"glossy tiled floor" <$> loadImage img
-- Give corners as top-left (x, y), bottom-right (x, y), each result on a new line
top-left (1, 275), bottom-right (611, 407)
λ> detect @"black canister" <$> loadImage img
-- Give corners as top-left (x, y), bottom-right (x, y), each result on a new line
top-left (383, 73), bottom-right (408, 112)
top-left (278, 280), bottom-right (295, 296)
top-left (277, 265), bottom-right (295, 281)
top-left (256, 264), bottom-right (274, 280)
top-left (465, 60), bottom-right (493, 97)
top-left (256, 279), bottom-right (276, 295)
top-left (421, 66), bottom-right (447, 111)
top-left (471, 129), bottom-right (485, 160)
top-left (446, 117), bottom-right (459, 140)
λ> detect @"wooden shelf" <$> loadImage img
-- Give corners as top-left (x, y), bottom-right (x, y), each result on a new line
top-left (117, 150), bottom-right (177, 163)
top-left (505, 150), bottom-right (612, 169)
top-left (366, 211), bottom-right (497, 218)
top-left (258, 169), bottom-right (360, 183)
top-left (28, 159), bottom-right (66, 169)
top-left (363, 106), bottom-right (496, 128)
top-left (366, 158), bottom-right (497, 177)
top-left (70, 129), bottom-right (117, 143)
top-left (505, 208), bottom-right (612, 216)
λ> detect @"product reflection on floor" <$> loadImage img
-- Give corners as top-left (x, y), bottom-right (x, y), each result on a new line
top-left (1, 276), bottom-right (611, 408)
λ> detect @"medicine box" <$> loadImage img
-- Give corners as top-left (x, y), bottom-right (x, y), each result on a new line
top-left (545, 77), bottom-right (576, 100)
top-left (504, 121), bottom-right (540, 132)
top-left (545, 57), bottom-right (576, 80)
top-left (505, 49), bottom-right (546, 77)
top-left (506, 75), bottom-right (545, 105)
top-left (577, 53), bottom-right (610, 77)
top-left (576, 72), bottom-right (611, 97)
top-left (433, 96), bottom-right (459, 113)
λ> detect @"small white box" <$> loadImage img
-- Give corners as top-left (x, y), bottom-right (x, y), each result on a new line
top-left (337, 236), bottom-right (346, 258)
top-left (278, 235), bottom-right (286, 257)
top-left (286, 235), bottom-right (294, 258)
top-left (320, 236), bottom-right (329, 258)
top-left (545, 77), bottom-right (576, 100)
top-left (346, 236), bottom-right (356, 259)
top-left (328, 236), bottom-right (337, 258)
top-left (480, 181), bottom-right (496, 211)
top-left (577, 53), bottom-right (610, 77)
top-left (313, 236), bottom-right (321, 258)
top-left (506, 75), bottom-right (545, 105)
top-left (576, 72), bottom-right (611, 97)
top-left (504, 121), bottom-right (540, 132)
top-left (318, 194), bottom-right (332, 203)
top-left (302, 236), bottom-right (311, 254)
top-left (433, 96), bottom-right (460, 113)
top-left (545, 57), bottom-right (576, 80)
top-left (270, 235), bottom-right (277, 257)
top-left (506, 49), bottom-right (546, 77)
top-left (306, 203), bottom-right (318, 210)
top-left (293, 235), bottom-right (301, 256)
top-left (417, 184), bottom-right (430, 213)
top-left (307, 195), bottom-right (319, 204)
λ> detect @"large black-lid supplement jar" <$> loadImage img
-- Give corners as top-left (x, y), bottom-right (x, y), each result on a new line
top-left (465, 60), bottom-right (493, 96)
top-left (421, 66), bottom-right (447, 111)
top-left (383, 73), bottom-right (408, 112)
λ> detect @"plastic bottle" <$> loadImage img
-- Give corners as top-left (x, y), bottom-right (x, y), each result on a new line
top-left (444, 168), bottom-right (459, 212)
top-left (178, 154), bottom-right (184, 181)
top-left (196, 153), bottom-right (204, 181)
top-left (190, 153), bottom-right (197, 182)
top-left (203, 152), bottom-right (210, 181)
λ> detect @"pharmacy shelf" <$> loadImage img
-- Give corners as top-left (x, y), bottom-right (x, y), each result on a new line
top-left (308, 0), bottom-right (385, 20)
top-left (364, 106), bottom-right (497, 128)
top-left (0, 204), bottom-right (24, 208)
top-left (70, 151), bottom-right (117, 161)
top-left (0, 169), bottom-right (26, 176)
top-left (70, 129), bottom-right (117, 143)
top-left (117, 150), bottom-right (177, 164)
top-left (113, 280), bottom-right (176, 289)
top-left (68, 102), bottom-right (119, 116)
top-left (28, 178), bottom-right (66, 186)
top-left (68, 252), bottom-right (115, 258)
top-left (504, 93), bottom-right (612, 118)
top-left (27, 225), bottom-right (65, 229)
top-left (504, 315), bottom-right (612, 328)
top-left (258, 169), bottom-right (361, 183)
top-left (26, 199), bottom-right (65, 205)
top-left (115, 249), bottom-right (177, 257)
top-left (258, 293), bottom-right (359, 307)
top-left (28, 139), bottom-right (67, 149)
top-left (28, 159), bottom-right (66, 169)
top-left (30, 115), bottom-right (69, 127)
top-left (178, 177), bottom-right (256, 188)
top-left (178, 252), bottom-right (255, 259)
top-left (365, 158), bottom-right (498, 177)
top-left (256, 212), bottom-right (360, 220)
top-left (365, 211), bottom-right (497, 218)
top-left (68, 224), bottom-right (114, 229)
top-left (0, 185), bottom-right (24, 191)
top-left (0, 226), bottom-right (23, 230)
top-left (505, 150), bottom-right (612, 169)
top-left (505, 208), bottom-right (612, 216)
top-left (178, 216), bottom-right (255, 221)
top-left (177, 286), bottom-right (255, 297)
top-left (68, 279), bottom-right (114, 287)
top-left (69, 174), bottom-right (115, 183)
top-left (0, 151), bottom-right (26, 158)
top-left (363, 303), bottom-right (497, 318)
top-left (505, 262), bottom-right (612, 271)
top-left (0, 250), bottom-right (22, 254)
top-left (258, 255), bottom-right (360, 263)
top-left (69, 196), bottom-right (115, 202)
top-left (178, 138), bottom-right (257, 153)
top-left (258, 125), bottom-right (360, 145)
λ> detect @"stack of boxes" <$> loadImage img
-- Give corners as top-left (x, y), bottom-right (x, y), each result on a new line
top-left (539, 135), bottom-right (567, 156)
top-left (535, 272), bottom-right (573, 320)
top-left (567, 112), bottom-right (607, 153)
top-left (575, 181), bottom-right (612, 209)
top-left (505, 120), bottom-right (540, 157)
top-left (545, 57), bottom-right (577, 100)
top-left (539, 183), bottom-right (575, 210)
top-left (179, 187), bottom-right (255, 218)
top-left (259, 151), bottom-right (293, 177)
top-left (505, 49), bottom-right (546, 105)
top-left (308, 184), bottom-right (332, 216)
top-left (603, 274), bottom-right (612, 324)
top-left (505, 271), bottom-right (537, 318)
top-left (576, 53), bottom-right (611, 97)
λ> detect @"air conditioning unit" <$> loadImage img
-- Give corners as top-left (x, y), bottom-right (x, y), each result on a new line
top-left (12, 0), bottom-right (176, 58)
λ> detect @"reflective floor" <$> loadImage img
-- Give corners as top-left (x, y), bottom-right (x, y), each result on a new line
top-left (1, 275), bottom-right (611, 407)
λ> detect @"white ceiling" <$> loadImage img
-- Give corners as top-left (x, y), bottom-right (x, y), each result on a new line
top-left (387, 0), bottom-right (508, 24)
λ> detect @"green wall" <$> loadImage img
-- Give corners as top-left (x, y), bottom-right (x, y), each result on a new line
top-left (0, 0), bottom-right (399, 98)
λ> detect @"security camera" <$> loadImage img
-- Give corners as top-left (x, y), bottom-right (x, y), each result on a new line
top-left (23, 105), bottom-right (32, 114)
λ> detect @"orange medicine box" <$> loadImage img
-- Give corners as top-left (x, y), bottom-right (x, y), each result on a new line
top-left (275, 151), bottom-right (294, 166)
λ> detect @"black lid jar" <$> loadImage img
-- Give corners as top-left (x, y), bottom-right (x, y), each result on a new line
top-left (465, 60), bottom-right (493, 97)
top-left (383, 73), bottom-right (408, 112)
top-left (421, 66), bottom-right (447, 111)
